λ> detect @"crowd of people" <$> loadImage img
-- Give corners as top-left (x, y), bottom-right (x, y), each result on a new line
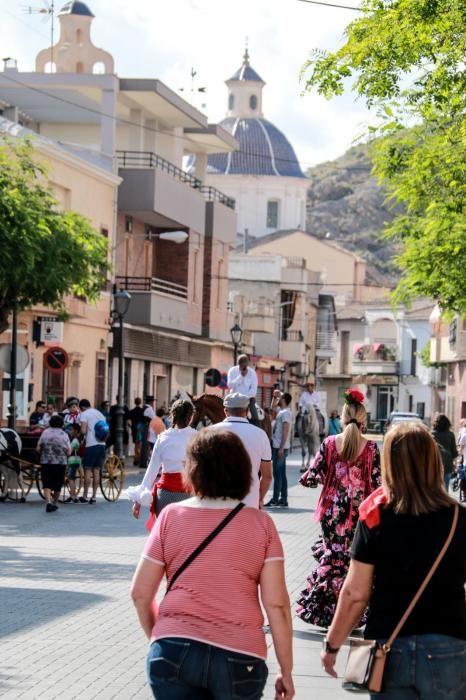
top-left (126, 356), bottom-right (466, 700)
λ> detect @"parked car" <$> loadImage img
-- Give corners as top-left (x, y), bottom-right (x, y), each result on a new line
top-left (384, 411), bottom-right (423, 433)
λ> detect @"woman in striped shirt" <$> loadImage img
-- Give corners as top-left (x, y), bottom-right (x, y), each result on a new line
top-left (131, 429), bottom-right (294, 700)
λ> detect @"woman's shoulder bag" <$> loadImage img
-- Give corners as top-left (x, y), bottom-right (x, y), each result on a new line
top-left (343, 504), bottom-right (459, 694)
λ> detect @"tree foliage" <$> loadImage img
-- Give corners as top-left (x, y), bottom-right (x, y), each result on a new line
top-left (0, 138), bottom-right (110, 332)
top-left (301, 0), bottom-right (466, 314)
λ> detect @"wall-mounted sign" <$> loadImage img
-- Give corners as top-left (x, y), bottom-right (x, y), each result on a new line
top-left (0, 343), bottom-right (30, 374)
top-left (40, 319), bottom-right (64, 343)
top-left (43, 346), bottom-right (69, 374)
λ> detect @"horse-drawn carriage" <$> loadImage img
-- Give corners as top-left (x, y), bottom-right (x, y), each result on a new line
top-left (0, 427), bottom-right (125, 503)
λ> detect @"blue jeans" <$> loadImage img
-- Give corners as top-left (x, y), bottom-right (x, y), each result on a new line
top-left (272, 447), bottom-right (288, 503)
top-left (147, 637), bottom-right (268, 699)
top-left (444, 472), bottom-right (451, 491)
top-left (372, 634), bottom-right (466, 699)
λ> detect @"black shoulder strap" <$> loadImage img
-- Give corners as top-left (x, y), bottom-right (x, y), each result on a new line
top-left (166, 502), bottom-right (245, 594)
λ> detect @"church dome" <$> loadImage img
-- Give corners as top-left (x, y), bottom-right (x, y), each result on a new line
top-left (208, 117), bottom-right (305, 178)
top-left (58, 1), bottom-right (94, 16)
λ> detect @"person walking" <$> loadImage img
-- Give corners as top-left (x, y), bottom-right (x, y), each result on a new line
top-left (227, 353), bottom-right (260, 426)
top-left (129, 397), bottom-right (144, 466)
top-left (79, 399), bottom-right (108, 504)
top-left (297, 388), bottom-right (380, 628)
top-left (431, 413), bottom-right (458, 491)
top-left (139, 395), bottom-right (156, 469)
top-left (131, 429), bottom-right (294, 700)
top-left (327, 410), bottom-right (342, 436)
top-left (320, 422), bottom-right (466, 700)
top-left (209, 392), bottom-right (272, 508)
top-left (36, 414), bottom-right (71, 512)
top-left (127, 399), bottom-right (196, 526)
top-left (266, 391), bottom-right (293, 508)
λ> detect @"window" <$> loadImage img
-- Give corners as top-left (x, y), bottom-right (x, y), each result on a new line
top-left (125, 216), bottom-right (133, 233)
top-left (249, 94), bottom-right (258, 110)
top-left (266, 200), bottom-right (279, 229)
top-left (76, 62), bottom-right (84, 74)
top-left (76, 29), bottom-right (82, 44)
top-left (340, 331), bottom-right (350, 374)
top-left (95, 356), bottom-right (106, 407)
top-left (410, 338), bottom-right (417, 376)
top-left (228, 94), bottom-right (235, 110)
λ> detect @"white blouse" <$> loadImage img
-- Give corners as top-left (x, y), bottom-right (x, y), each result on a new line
top-left (126, 426), bottom-right (197, 506)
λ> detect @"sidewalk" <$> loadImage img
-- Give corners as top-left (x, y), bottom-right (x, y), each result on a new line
top-left (0, 449), bottom-right (350, 699)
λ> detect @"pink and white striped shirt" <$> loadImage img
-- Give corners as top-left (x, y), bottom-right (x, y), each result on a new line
top-left (142, 497), bottom-right (284, 659)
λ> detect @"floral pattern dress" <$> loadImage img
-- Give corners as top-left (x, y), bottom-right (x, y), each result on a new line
top-left (296, 436), bottom-right (381, 628)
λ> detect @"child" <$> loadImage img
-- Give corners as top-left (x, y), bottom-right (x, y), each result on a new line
top-left (65, 423), bottom-right (82, 503)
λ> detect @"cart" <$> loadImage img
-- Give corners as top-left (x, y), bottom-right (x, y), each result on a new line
top-left (0, 430), bottom-right (125, 502)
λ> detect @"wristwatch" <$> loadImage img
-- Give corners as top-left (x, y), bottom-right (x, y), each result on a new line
top-left (322, 638), bottom-right (340, 654)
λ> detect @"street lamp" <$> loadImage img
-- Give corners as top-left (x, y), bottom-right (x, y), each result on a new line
top-left (230, 323), bottom-right (243, 364)
top-left (112, 288), bottom-right (131, 459)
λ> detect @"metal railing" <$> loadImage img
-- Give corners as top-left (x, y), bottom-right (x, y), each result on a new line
top-left (283, 256), bottom-right (306, 269)
top-left (117, 151), bottom-right (235, 209)
top-left (116, 275), bottom-right (188, 300)
top-left (117, 150), bottom-right (202, 188)
top-left (316, 330), bottom-right (338, 350)
top-left (199, 186), bottom-right (235, 210)
top-left (282, 330), bottom-right (304, 342)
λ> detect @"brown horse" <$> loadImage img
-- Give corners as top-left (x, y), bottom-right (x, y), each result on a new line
top-left (190, 393), bottom-right (272, 440)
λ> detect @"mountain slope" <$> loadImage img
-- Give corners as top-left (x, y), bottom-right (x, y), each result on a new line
top-left (305, 144), bottom-right (401, 284)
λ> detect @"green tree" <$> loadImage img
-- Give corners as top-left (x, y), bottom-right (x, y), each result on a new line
top-left (0, 138), bottom-right (110, 332)
top-left (301, 0), bottom-right (466, 314)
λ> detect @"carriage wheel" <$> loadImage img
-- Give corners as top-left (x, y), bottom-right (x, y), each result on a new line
top-left (21, 465), bottom-right (37, 497)
top-left (36, 471), bottom-right (46, 500)
top-left (100, 454), bottom-right (125, 502)
top-left (58, 466), bottom-right (84, 502)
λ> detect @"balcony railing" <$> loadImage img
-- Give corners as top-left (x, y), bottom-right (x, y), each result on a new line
top-left (199, 186), bottom-right (235, 210)
top-left (117, 150), bottom-right (201, 188)
top-left (117, 151), bottom-right (235, 209)
top-left (116, 275), bottom-right (188, 300)
top-left (282, 330), bottom-right (304, 342)
top-left (283, 256), bottom-right (306, 269)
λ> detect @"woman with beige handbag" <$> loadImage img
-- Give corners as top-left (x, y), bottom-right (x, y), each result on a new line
top-left (320, 421), bottom-right (466, 698)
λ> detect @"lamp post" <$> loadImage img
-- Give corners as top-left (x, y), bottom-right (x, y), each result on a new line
top-left (112, 288), bottom-right (131, 459)
top-left (230, 323), bottom-right (243, 365)
top-left (7, 302), bottom-right (18, 430)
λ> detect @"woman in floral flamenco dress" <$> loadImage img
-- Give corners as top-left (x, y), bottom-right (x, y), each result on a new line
top-left (296, 388), bottom-right (381, 628)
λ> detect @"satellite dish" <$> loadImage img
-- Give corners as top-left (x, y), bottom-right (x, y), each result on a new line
top-left (0, 344), bottom-right (30, 374)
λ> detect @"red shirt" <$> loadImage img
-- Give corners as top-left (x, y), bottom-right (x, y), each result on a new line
top-left (142, 497), bottom-right (284, 659)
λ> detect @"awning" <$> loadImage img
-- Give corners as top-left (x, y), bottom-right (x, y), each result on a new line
top-left (353, 343), bottom-right (363, 356)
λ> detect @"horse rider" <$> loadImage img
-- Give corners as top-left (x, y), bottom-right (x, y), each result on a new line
top-left (227, 354), bottom-right (260, 426)
top-left (299, 379), bottom-right (326, 442)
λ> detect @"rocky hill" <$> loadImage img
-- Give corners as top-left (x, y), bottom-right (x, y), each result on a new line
top-left (305, 144), bottom-right (401, 285)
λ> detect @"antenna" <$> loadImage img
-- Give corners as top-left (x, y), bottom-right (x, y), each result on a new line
top-left (178, 67), bottom-right (207, 108)
top-left (22, 1), bottom-right (55, 70)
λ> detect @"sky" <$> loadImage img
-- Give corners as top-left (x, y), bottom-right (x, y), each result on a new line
top-left (0, 0), bottom-right (372, 169)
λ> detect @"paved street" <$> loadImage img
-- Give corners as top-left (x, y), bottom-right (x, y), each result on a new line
top-left (1, 451), bottom-right (350, 699)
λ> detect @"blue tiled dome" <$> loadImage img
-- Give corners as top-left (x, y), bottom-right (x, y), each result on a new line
top-left (59, 1), bottom-right (94, 16)
top-left (208, 117), bottom-right (305, 178)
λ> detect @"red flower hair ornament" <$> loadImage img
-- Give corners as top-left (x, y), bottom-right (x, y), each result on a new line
top-left (344, 388), bottom-right (365, 405)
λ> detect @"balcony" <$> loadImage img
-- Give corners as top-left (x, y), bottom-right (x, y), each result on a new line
top-left (243, 302), bottom-right (275, 334)
top-left (280, 330), bottom-right (306, 363)
top-left (117, 151), bottom-right (235, 234)
top-left (352, 359), bottom-right (400, 375)
top-left (116, 276), bottom-right (200, 335)
top-left (316, 330), bottom-right (337, 358)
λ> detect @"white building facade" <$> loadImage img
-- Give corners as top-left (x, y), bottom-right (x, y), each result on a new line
top-left (205, 51), bottom-right (309, 240)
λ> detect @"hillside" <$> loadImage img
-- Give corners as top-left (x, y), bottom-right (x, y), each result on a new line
top-left (305, 144), bottom-right (401, 285)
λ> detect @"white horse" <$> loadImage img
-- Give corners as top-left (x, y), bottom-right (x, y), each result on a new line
top-left (0, 428), bottom-right (25, 501)
top-left (295, 406), bottom-right (320, 472)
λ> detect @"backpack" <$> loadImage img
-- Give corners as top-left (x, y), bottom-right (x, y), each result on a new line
top-left (94, 419), bottom-right (110, 442)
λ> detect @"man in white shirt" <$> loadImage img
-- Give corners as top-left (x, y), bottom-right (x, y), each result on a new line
top-left (227, 354), bottom-right (259, 425)
top-left (79, 398), bottom-right (107, 504)
top-left (266, 391), bottom-right (292, 508)
top-left (298, 380), bottom-right (321, 412)
top-left (209, 393), bottom-right (272, 508)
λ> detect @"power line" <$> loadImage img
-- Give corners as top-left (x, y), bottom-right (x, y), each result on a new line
top-left (0, 71), bottom-right (371, 172)
top-left (297, 0), bottom-right (361, 10)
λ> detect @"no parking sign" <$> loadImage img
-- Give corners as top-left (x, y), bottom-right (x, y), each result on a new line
top-left (43, 346), bottom-right (69, 374)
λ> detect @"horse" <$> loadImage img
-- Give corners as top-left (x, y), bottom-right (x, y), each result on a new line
top-left (0, 428), bottom-right (25, 502)
top-left (295, 406), bottom-right (320, 472)
top-left (190, 393), bottom-right (272, 440)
